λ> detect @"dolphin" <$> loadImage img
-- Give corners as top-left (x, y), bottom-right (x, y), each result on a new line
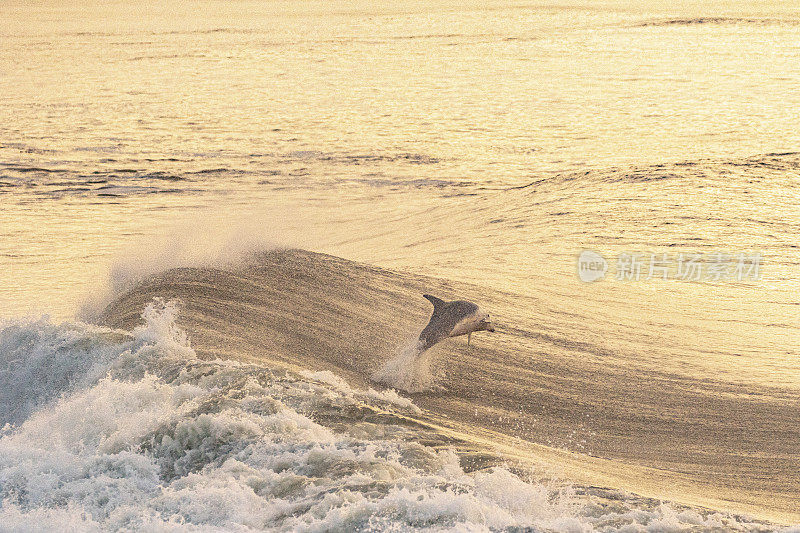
top-left (417, 294), bottom-right (495, 352)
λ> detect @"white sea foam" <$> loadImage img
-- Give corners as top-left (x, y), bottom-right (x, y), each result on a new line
top-left (0, 301), bottom-right (777, 532)
top-left (301, 369), bottom-right (421, 413)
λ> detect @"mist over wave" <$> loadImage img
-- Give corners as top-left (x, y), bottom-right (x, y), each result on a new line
top-left (77, 213), bottom-right (312, 323)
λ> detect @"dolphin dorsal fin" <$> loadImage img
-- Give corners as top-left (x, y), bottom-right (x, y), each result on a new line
top-left (423, 294), bottom-right (446, 314)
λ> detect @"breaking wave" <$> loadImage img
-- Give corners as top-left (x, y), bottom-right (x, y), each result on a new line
top-left (0, 289), bottom-right (783, 531)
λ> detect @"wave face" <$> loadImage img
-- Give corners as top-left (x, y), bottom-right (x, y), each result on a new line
top-left (1, 299), bottom-right (769, 531)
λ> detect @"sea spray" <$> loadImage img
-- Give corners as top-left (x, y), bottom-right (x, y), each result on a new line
top-left (371, 340), bottom-right (438, 393)
top-left (77, 208), bottom-right (316, 323)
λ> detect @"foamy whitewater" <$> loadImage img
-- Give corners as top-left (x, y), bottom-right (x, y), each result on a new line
top-left (0, 300), bottom-right (780, 531)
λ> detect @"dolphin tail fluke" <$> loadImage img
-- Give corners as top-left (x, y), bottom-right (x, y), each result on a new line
top-left (423, 294), bottom-right (446, 313)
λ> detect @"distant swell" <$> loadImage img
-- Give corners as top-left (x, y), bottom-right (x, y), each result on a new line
top-left (636, 17), bottom-right (799, 27)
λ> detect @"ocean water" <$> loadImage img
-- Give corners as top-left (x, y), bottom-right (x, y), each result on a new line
top-left (1, 0), bottom-right (799, 530)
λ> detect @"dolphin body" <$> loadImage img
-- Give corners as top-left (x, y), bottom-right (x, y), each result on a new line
top-left (417, 294), bottom-right (495, 352)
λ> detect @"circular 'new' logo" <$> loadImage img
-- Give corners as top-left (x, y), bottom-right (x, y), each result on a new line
top-left (577, 250), bottom-right (607, 282)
